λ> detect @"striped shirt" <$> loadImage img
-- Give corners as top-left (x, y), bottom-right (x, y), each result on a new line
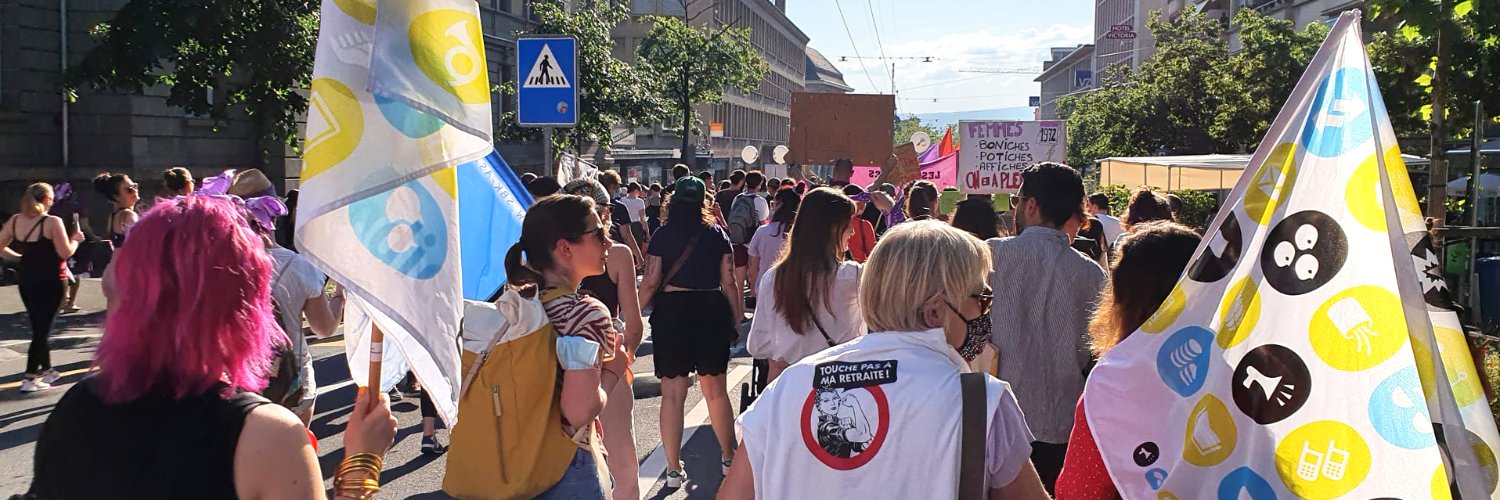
top-left (542, 288), bottom-right (620, 365)
top-left (987, 226), bottom-right (1106, 443)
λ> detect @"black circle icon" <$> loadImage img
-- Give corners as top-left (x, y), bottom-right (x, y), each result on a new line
top-left (1189, 215), bottom-right (1242, 283)
top-left (1132, 442), bottom-right (1160, 467)
top-left (1410, 232), bottom-right (1457, 311)
top-left (1231, 344), bottom-right (1312, 425)
top-left (1260, 210), bottom-right (1346, 295)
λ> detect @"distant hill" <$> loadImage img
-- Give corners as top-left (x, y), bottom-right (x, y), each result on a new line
top-left (911, 107), bottom-right (1035, 127)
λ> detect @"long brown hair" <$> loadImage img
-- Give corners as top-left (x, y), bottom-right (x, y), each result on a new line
top-left (772, 188), bottom-right (855, 336)
top-left (1089, 221), bottom-right (1200, 356)
top-left (1123, 189), bottom-right (1174, 230)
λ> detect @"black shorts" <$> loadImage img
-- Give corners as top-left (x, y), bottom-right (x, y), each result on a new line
top-left (650, 290), bottom-right (735, 378)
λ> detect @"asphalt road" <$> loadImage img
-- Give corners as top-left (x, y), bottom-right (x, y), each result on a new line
top-left (0, 279), bottom-right (754, 499)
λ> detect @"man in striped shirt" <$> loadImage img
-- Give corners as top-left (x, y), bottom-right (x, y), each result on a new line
top-left (986, 162), bottom-right (1106, 494)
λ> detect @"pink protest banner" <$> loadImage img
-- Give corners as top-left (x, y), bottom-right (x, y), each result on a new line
top-left (852, 152), bottom-right (958, 189)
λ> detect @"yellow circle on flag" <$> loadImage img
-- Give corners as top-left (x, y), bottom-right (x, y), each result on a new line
top-left (1309, 286), bottom-right (1407, 371)
top-left (332, 0), bottom-right (376, 25)
top-left (1432, 464), bottom-right (1455, 500)
top-left (1182, 394), bottom-right (1237, 467)
top-left (1413, 327), bottom-right (1486, 408)
top-left (1274, 420), bottom-right (1371, 499)
top-left (410, 9), bottom-right (490, 104)
top-left (1346, 146), bottom-right (1422, 232)
top-left (303, 78), bottom-right (364, 180)
top-left (1243, 143), bottom-right (1299, 225)
top-left (1216, 277), bottom-right (1260, 349)
top-left (1142, 284), bottom-right (1186, 334)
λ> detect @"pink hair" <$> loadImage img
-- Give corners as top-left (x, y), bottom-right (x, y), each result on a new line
top-left (94, 195), bottom-right (284, 403)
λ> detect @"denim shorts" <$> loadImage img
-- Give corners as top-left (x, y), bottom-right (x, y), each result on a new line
top-left (534, 449), bottom-right (608, 499)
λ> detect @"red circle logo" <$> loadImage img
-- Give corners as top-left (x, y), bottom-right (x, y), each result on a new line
top-left (799, 385), bottom-right (891, 470)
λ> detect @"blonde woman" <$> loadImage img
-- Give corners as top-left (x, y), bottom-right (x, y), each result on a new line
top-left (0, 183), bottom-right (82, 392)
top-left (723, 221), bottom-right (1048, 499)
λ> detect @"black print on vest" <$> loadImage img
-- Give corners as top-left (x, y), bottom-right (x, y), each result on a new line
top-left (1260, 210), bottom-right (1346, 296)
top-left (814, 388), bottom-right (875, 458)
top-left (1231, 344), bottom-right (1312, 425)
top-left (1189, 215), bottom-right (1242, 283)
top-left (813, 360), bottom-right (898, 390)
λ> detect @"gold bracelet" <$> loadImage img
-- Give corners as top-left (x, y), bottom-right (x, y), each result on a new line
top-left (333, 479), bottom-right (379, 500)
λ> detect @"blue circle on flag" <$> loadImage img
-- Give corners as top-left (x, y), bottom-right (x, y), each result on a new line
top-left (1218, 467), bottom-right (1276, 500)
top-left (375, 94), bottom-right (444, 139)
top-left (1300, 67), bottom-right (1374, 158)
top-left (348, 179), bottom-right (448, 279)
top-left (1156, 326), bottom-right (1215, 397)
top-left (1368, 366), bottom-right (1436, 450)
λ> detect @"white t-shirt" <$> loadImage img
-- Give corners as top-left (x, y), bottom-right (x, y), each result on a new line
top-left (747, 222), bottom-right (791, 279)
top-left (748, 262), bottom-right (865, 364)
top-left (619, 196), bottom-right (646, 223)
top-left (268, 247), bottom-right (326, 402)
top-left (1096, 214), bottom-right (1123, 247)
top-left (737, 329), bottom-right (1035, 497)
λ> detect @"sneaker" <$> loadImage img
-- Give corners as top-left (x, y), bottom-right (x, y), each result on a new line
top-left (388, 388), bottom-right (403, 402)
top-left (19, 379), bottom-right (50, 393)
top-left (421, 435), bottom-right (447, 455)
top-left (665, 468), bottom-right (686, 488)
top-left (721, 458), bottom-right (733, 475)
top-left (40, 369), bottom-right (61, 385)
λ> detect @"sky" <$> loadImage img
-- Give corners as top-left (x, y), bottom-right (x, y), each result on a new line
top-left (785, 0), bottom-right (1095, 117)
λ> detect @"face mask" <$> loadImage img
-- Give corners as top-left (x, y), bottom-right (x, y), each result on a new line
top-left (948, 303), bottom-right (992, 361)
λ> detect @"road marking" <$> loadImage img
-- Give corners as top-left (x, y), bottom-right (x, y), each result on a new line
top-left (0, 332), bottom-right (103, 349)
top-left (636, 363), bottom-right (752, 499)
top-left (0, 365), bottom-right (98, 390)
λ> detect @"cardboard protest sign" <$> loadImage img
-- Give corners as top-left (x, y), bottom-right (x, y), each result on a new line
top-left (957, 120), bottom-right (1066, 194)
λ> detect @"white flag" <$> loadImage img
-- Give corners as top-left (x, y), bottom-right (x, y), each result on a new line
top-left (297, 0), bottom-right (493, 425)
top-left (1083, 11), bottom-right (1500, 499)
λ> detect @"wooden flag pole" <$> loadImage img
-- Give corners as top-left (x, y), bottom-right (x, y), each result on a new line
top-left (367, 324), bottom-right (383, 409)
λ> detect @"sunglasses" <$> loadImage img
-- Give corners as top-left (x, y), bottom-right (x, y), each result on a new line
top-left (126, 183), bottom-right (139, 193)
top-left (973, 288), bottom-right (994, 317)
top-left (1008, 195), bottom-right (1029, 211)
top-left (570, 226), bottom-right (608, 245)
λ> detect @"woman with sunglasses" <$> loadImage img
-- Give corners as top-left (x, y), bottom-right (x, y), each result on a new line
top-left (747, 187), bottom-right (865, 382)
top-left (93, 172), bottom-right (139, 249)
top-left (494, 193), bottom-right (627, 498)
top-left (722, 221), bottom-right (1047, 499)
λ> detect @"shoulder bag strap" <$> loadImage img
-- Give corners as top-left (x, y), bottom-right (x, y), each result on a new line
top-left (458, 290), bottom-right (515, 399)
top-left (655, 230), bottom-right (701, 295)
top-left (959, 372), bottom-right (987, 499)
top-left (808, 312), bottom-right (836, 348)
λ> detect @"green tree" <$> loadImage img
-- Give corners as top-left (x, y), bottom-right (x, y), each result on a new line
top-left (637, 14), bottom-right (768, 160)
top-left (893, 116), bottom-right (941, 146)
top-left (495, 1), bottom-right (669, 155)
top-left (1370, 0), bottom-right (1500, 140)
top-left (68, 0), bottom-right (319, 151)
top-left (1210, 11), bottom-right (1328, 154)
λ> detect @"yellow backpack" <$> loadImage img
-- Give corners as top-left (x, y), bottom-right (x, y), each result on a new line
top-left (442, 290), bottom-right (577, 500)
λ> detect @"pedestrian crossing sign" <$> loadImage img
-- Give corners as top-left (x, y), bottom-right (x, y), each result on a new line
top-left (517, 37), bottom-right (577, 126)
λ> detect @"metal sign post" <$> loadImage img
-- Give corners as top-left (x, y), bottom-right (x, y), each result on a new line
top-left (517, 37), bottom-right (579, 176)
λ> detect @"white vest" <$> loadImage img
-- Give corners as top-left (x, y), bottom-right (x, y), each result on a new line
top-left (737, 329), bottom-right (1010, 499)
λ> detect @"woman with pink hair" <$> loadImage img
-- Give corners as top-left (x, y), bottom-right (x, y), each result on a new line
top-left (25, 196), bottom-right (397, 500)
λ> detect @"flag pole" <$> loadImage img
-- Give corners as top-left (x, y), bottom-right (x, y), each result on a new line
top-left (368, 324), bottom-right (383, 409)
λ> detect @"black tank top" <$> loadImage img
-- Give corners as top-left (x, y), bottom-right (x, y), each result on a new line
top-left (27, 378), bottom-right (270, 500)
top-left (579, 271), bottom-right (619, 315)
top-left (12, 217), bottom-right (65, 283)
top-left (111, 208), bottom-right (129, 248)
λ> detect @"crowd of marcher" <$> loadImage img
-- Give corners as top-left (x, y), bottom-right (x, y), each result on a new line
top-left (7, 158), bottom-right (1212, 499)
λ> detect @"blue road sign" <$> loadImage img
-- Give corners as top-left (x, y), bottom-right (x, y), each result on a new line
top-left (517, 37), bottom-right (578, 127)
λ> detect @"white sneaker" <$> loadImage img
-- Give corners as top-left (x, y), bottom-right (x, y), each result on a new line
top-left (20, 379), bottom-right (51, 393)
top-left (721, 458), bottom-right (733, 475)
top-left (665, 468), bottom-right (686, 488)
top-left (40, 369), bottom-right (61, 384)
